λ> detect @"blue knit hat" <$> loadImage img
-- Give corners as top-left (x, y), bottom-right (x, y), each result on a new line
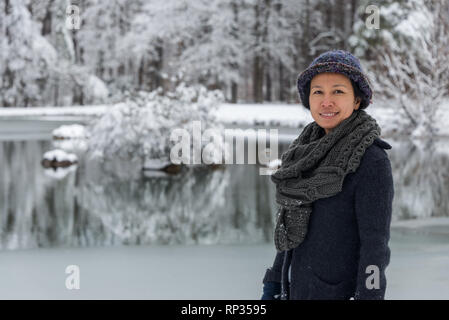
top-left (296, 50), bottom-right (373, 109)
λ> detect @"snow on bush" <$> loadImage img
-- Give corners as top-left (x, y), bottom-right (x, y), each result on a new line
top-left (86, 83), bottom-right (229, 164)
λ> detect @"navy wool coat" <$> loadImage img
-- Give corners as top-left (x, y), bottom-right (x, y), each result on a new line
top-left (263, 137), bottom-right (394, 300)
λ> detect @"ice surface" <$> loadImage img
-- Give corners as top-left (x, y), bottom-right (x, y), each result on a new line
top-left (0, 233), bottom-right (448, 300)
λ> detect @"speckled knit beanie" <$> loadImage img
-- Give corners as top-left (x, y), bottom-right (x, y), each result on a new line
top-left (296, 50), bottom-right (373, 109)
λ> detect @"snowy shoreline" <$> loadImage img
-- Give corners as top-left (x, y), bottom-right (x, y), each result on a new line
top-left (1, 102), bottom-right (449, 138)
top-left (0, 105), bottom-right (107, 117)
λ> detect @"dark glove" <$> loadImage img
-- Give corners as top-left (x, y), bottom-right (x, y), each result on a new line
top-left (261, 281), bottom-right (281, 300)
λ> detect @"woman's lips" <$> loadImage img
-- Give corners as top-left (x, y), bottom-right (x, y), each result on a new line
top-left (320, 112), bottom-right (339, 119)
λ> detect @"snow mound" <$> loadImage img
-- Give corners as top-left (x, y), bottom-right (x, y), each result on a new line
top-left (52, 124), bottom-right (87, 139)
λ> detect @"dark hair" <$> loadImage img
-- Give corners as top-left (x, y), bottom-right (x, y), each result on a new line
top-left (350, 79), bottom-right (364, 106)
top-left (304, 78), bottom-right (365, 109)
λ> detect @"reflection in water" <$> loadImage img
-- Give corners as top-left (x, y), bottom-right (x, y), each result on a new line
top-left (0, 139), bottom-right (278, 250)
top-left (79, 160), bottom-right (274, 246)
top-left (390, 138), bottom-right (449, 221)
top-left (0, 137), bottom-right (448, 250)
top-left (43, 165), bottom-right (78, 180)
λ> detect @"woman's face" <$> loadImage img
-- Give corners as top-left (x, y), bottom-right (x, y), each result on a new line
top-left (309, 73), bottom-right (361, 134)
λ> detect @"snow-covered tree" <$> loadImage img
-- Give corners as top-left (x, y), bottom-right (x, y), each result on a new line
top-left (380, 0), bottom-right (449, 137)
top-left (0, 0), bottom-right (57, 107)
top-left (350, 0), bottom-right (449, 137)
top-left (86, 82), bottom-right (228, 165)
top-left (2, 0), bottom-right (448, 111)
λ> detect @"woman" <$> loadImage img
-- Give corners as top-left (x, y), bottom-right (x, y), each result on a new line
top-left (261, 50), bottom-right (394, 300)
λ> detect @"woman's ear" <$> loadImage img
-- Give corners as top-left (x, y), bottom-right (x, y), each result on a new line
top-left (354, 97), bottom-right (361, 110)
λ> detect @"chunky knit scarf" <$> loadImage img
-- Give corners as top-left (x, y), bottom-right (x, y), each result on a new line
top-left (271, 109), bottom-right (381, 252)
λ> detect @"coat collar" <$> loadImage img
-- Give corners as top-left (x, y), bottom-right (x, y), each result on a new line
top-left (373, 137), bottom-right (392, 149)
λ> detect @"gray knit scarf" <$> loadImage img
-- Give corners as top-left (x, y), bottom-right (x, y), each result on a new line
top-left (271, 109), bottom-right (381, 252)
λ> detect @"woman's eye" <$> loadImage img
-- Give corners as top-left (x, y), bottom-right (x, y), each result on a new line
top-left (313, 90), bottom-right (344, 94)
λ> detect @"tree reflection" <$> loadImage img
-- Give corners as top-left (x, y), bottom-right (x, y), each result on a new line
top-left (2, 137), bottom-right (447, 251)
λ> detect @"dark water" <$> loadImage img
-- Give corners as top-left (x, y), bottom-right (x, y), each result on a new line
top-left (1, 120), bottom-right (449, 250)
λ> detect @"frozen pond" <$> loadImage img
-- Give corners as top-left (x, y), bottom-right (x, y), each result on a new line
top-left (1, 118), bottom-right (449, 299)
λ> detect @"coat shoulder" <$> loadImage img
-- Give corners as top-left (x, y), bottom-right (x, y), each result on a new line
top-left (362, 137), bottom-right (392, 164)
top-left (355, 137), bottom-right (392, 179)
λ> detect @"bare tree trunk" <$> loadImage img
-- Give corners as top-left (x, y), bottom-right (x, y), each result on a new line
top-left (138, 57), bottom-right (144, 89)
top-left (230, 0), bottom-right (240, 103)
top-left (253, 56), bottom-right (264, 103)
top-left (334, 0), bottom-right (346, 49)
top-left (153, 42), bottom-right (164, 90)
top-left (252, 1), bottom-right (263, 102)
top-left (265, 69), bottom-right (272, 101)
top-left (2, 0), bottom-right (13, 107)
top-left (274, 1), bottom-right (287, 102)
top-left (301, 0), bottom-right (311, 66)
top-left (41, 0), bottom-right (53, 35)
top-left (279, 62), bottom-right (284, 101)
top-left (54, 79), bottom-right (59, 106)
top-left (96, 50), bottom-right (104, 79)
top-left (231, 82), bottom-right (238, 103)
top-left (325, 0), bottom-right (334, 30)
top-left (71, 25), bottom-right (84, 105)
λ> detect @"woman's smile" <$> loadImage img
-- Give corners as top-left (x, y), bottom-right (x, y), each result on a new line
top-left (319, 111), bottom-right (339, 119)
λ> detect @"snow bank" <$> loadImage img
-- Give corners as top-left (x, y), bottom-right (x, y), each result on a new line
top-left (2, 100), bottom-right (449, 138)
top-left (213, 103), bottom-right (313, 127)
top-left (0, 106), bottom-right (107, 117)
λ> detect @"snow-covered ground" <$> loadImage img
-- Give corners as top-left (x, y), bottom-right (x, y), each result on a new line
top-left (213, 103), bottom-right (313, 127)
top-left (2, 101), bottom-right (448, 138)
top-left (1, 226), bottom-right (448, 300)
top-left (0, 105), bottom-right (107, 117)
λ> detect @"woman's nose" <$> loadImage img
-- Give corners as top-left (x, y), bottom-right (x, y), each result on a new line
top-left (320, 96), bottom-right (334, 107)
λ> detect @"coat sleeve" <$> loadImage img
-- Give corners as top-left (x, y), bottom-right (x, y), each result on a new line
top-left (262, 250), bottom-right (285, 284)
top-left (354, 157), bottom-right (394, 300)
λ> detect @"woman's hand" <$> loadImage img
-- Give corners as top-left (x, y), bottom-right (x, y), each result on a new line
top-left (261, 281), bottom-right (281, 300)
